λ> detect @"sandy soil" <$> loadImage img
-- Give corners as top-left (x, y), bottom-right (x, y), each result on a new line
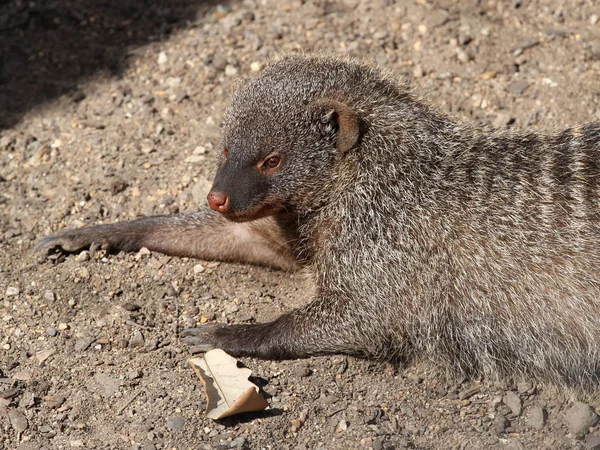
top-left (1, 0), bottom-right (600, 449)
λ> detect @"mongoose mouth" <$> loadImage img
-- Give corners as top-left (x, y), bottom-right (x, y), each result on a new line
top-left (220, 202), bottom-right (284, 223)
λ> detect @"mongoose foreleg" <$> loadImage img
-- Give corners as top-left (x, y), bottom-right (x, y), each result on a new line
top-left (35, 208), bottom-right (299, 270)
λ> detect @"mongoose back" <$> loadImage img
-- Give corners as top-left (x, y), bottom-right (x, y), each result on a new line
top-left (36, 54), bottom-right (600, 389)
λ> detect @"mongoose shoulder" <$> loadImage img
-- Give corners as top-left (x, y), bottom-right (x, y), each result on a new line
top-left (36, 54), bottom-right (600, 389)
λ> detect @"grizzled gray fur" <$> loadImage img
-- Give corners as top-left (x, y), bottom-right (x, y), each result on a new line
top-left (36, 54), bottom-right (600, 389)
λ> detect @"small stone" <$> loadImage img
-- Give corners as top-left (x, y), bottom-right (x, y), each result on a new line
top-left (250, 61), bottom-right (262, 72)
top-left (526, 406), bottom-right (547, 430)
top-left (584, 433), bottom-right (600, 450)
top-left (590, 14), bottom-right (599, 26)
top-left (293, 364), bottom-right (311, 378)
top-left (6, 286), bottom-right (19, 296)
top-left (75, 251), bottom-right (90, 262)
top-left (336, 419), bottom-right (348, 432)
top-left (130, 330), bottom-right (145, 348)
top-left (517, 380), bottom-right (535, 395)
top-left (230, 437), bottom-right (246, 448)
top-left (157, 51), bottom-right (168, 65)
top-left (44, 395), bottom-right (66, 409)
top-left (224, 303), bottom-right (239, 314)
top-left (74, 335), bottom-right (96, 352)
top-left (184, 155), bottom-right (205, 163)
top-left (225, 64), bottom-right (239, 76)
top-left (43, 291), bottom-right (56, 302)
top-left (19, 391), bottom-right (35, 409)
top-left (457, 50), bottom-right (471, 63)
top-left (565, 402), bottom-right (598, 437)
top-left (508, 80), bottom-right (529, 95)
top-left (122, 302), bottom-right (141, 312)
top-left (0, 387), bottom-right (19, 399)
top-left (127, 369), bottom-right (143, 380)
top-left (458, 385), bottom-right (481, 400)
top-left (58, 323), bottom-right (69, 331)
top-left (503, 391), bottom-right (522, 416)
top-left (492, 416), bottom-right (510, 435)
top-left (193, 264), bottom-right (205, 274)
top-left (493, 112), bottom-right (513, 128)
top-left (373, 439), bottom-right (384, 450)
top-left (212, 54), bottom-right (227, 70)
top-left (46, 327), bottom-right (58, 337)
top-left (94, 373), bottom-right (120, 398)
top-left (166, 416), bottom-right (186, 431)
top-left (8, 408), bottom-right (28, 432)
top-left (36, 348), bottom-right (57, 363)
top-left (412, 65), bottom-right (424, 78)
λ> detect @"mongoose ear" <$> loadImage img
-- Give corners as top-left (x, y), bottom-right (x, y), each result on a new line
top-left (310, 99), bottom-right (360, 154)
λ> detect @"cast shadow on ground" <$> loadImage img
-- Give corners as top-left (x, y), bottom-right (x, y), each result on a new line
top-left (0, 0), bottom-right (224, 131)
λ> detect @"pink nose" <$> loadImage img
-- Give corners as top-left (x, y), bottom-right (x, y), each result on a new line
top-left (207, 191), bottom-right (230, 213)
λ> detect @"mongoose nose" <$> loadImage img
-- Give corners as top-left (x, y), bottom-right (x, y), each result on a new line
top-left (207, 191), bottom-right (230, 213)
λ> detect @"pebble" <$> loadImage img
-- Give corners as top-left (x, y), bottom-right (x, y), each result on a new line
top-left (250, 61), bottom-right (262, 72)
top-left (130, 330), bottom-right (145, 348)
top-left (43, 291), bottom-right (56, 302)
top-left (44, 395), bottom-right (66, 409)
top-left (565, 402), bottom-right (598, 437)
top-left (585, 433), bottom-right (600, 450)
top-left (35, 348), bottom-right (57, 363)
top-left (230, 437), bottom-right (246, 448)
top-left (94, 373), bottom-right (120, 398)
top-left (157, 51), bottom-right (168, 65)
top-left (6, 286), bottom-right (19, 296)
top-left (457, 50), bottom-right (471, 63)
top-left (458, 385), bottom-right (480, 400)
top-left (508, 80), bottom-right (529, 95)
top-left (493, 112), bottom-right (513, 128)
top-left (185, 155), bottom-right (205, 163)
top-left (290, 411), bottom-right (307, 432)
top-left (517, 380), bottom-right (535, 394)
top-left (212, 54), bottom-right (227, 71)
top-left (166, 416), bottom-right (186, 431)
top-left (293, 364), bottom-right (311, 378)
top-left (224, 303), bottom-right (239, 314)
top-left (122, 302), bottom-right (141, 312)
top-left (412, 65), bottom-right (424, 78)
top-left (127, 369), bottom-right (143, 380)
top-left (46, 327), bottom-right (58, 337)
top-left (336, 419), bottom-right (348, 432)
top-left (74, 335), bottom-right (96, 352)
top-left (225, 64), bottom-right (239, 76)
top-left (526, 406), bottom-right (547, 430)
top-left (193, 264), bottom-right (205, 274)
top-left (503, 391), bottom-right (522, 416)
top-left (492, 416), bottom-right (510, 435)
top-left (591, 14), bottom-right (599, 26)
top-left (8, 408), bottom-right (28, 432)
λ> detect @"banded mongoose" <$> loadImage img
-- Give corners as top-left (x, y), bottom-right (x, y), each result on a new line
top-left (36, 54), bottom-right (600, 389)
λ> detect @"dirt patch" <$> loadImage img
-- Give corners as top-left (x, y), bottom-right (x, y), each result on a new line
top-left (1, 0), bottom-right (600, 449)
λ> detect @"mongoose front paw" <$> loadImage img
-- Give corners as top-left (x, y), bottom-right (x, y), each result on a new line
top-left (181, 324), bottom-right (233, 354)
top-left (181, 323), bottom-right (286, 359)
top-left (34, 229), bottom-right (103, 254)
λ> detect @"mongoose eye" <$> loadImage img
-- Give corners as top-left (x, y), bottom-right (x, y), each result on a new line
top-left (223, 148), bottom-right (229, 160)
top-left (263, 156), bottom-right (281, 169)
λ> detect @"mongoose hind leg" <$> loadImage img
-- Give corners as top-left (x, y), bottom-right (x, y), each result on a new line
top-left (35, 208), bottom-right (299, 270)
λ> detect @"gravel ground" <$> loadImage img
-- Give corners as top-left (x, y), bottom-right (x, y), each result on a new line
top-left (1, 0), bottom-right (600, 449)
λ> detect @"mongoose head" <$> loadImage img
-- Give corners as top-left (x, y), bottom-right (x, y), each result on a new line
top-left (206, 54), bottom-right (377, 222)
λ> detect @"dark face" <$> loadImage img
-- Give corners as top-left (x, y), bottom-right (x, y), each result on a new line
top-left (206, 57), bottom-right (363, 222)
